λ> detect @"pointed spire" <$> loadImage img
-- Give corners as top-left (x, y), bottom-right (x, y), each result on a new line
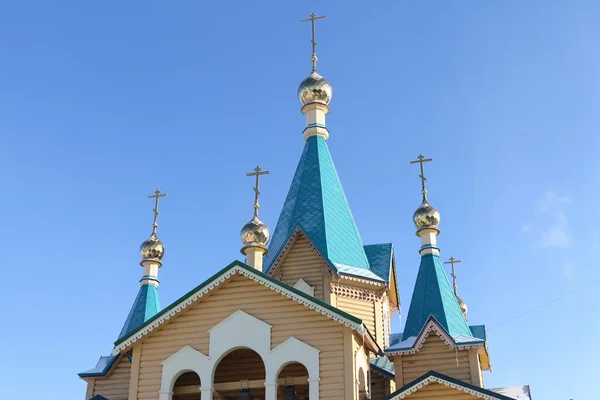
top-left (445, 257), bottom-right (468, 320)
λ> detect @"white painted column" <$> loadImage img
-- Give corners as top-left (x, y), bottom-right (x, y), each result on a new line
top-left (301, 103), bottom-right (330, 140)
top-left (418, 228), bottom-right (440, 256)
top-left (264, 381), bottom-right (277, 400)
top-left (140, 260), bottom-right (161, 286)
top-left (243, 246), bottom-right (266, 270)
top-left (200, 387), bottom-right (213, 400)
top-left (308, 378), bottom-right (320, 399)
top-left (158, 391), bottom-right (171, 400)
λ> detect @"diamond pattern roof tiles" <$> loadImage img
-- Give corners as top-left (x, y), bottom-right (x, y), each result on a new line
top-left (264, 136), bottom-right (370, 273)
top-left (402, 253), bottom-right (472, 340)
top-left (364, 243), bottom-right (393, 282)
top-left (117, 284), bottom-right (161, 340)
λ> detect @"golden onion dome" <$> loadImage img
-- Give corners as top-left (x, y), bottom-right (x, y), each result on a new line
top-left (140, 233), bottom-right (165, 261)
top-left (413, 200), bottom-right (440, 232)
top-left (457, 295), bottom-right (468, 319)
top-left (298, 70), bottom-right (332, 106)
top-left (240, 215), bottom-right (270, 247)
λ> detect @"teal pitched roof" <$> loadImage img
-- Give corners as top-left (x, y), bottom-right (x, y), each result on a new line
top-left (364, 243), bottom-right (393, 282)
top-left (371, 356), bottom-right (395, 378)
top-left (402, 253), bottom-right (472, 340)
top-left (383, 371), bottom-right (517, 400)
top-left (117, 283), bottom-right (161, 340)
top-left (264, 135), bottom-right (370, 273)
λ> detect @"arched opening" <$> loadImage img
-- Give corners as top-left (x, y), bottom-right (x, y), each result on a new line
top-left (213, 348), bottom-right (266, 399)
top-left (277, 362), bottom-right (309, 400)
top-left (357, 367), bottom-right (367, 400)
top-left (173, 371), bottom-right (201, 400)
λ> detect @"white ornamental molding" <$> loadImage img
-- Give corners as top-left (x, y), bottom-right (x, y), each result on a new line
top-left (339, 274), bottom-right (387, 286)
top-left (387, 375), bottom-right (501, 400)
top-left (386, 319), bottom-right (484, 356)
top-left (112, 265), bottom-right (365, 355)
top-left (331, 283), bottom-right (384, 302)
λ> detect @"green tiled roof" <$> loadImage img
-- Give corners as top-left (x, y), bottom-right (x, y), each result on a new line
top-left (117, 284), bottom-right (161, 340)
top-left (364, 243), bottom-right (393, 282)
top-left (402, 253), bottom-right (472, 340)
top-left (264, 135), bottom-right (370, 273)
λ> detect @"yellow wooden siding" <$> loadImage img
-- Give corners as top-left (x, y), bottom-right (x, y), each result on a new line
top-left (278, 236), bottom-right (326, 300)
top-left (371, 373), bottom-right (386, 400)
top-left (93, 356), bottom-right (131, 400)
top-left (403, 382), bottom-right (478, 399)
top-left (336, 296), bottom-right (376, 338)
top-left (136, 273), bottom-right (346, 400)
top-left (400, 335), bottom-right (472, 386)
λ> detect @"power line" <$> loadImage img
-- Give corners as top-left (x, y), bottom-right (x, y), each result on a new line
top-left (489, 277), bottom-right (600, 330)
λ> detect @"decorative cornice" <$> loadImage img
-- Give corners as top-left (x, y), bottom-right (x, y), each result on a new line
top-left (339, 273), bottom-right (387, 286)
top-left (112, 265), bottom-right (365, 355)
top-left (388, 375), bottom-right (502, 400)
top-left (385, 318), bottom-right (484, 356)
top-left (271, 267), bottom-right (283, 281)
top-left (332, 283), bottom-right (384, 302)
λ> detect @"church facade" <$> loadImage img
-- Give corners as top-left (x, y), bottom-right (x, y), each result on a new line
top-left (78, 14), bottom-right (530, 400)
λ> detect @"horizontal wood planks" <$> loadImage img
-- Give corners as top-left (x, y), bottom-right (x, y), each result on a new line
top-left (93, 356), bottom-right (131, 400)
top-left (136, 273), bottom-right (346, 399)
top-left (278, 236), bottom-right (326, 300)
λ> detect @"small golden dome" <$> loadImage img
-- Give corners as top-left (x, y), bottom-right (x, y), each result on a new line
top-left (457, 295), bottom-right (468, 319)
top-left (413, 200), bottom-right (440, 232)
top-left (298, 71), bottom-right (332, 106)
top-left (140, 233), bottom-right (165, 261)
top-left (240, 215), bottom-right (270, 247)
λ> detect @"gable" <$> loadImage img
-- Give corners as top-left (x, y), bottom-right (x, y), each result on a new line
top-left (136, 274), bottom-right (348, 399)
top-left (277, 235), bottom-right (326, 300)
top-left (113, 262), bottom-right (364, 354)
top-left (400, 333), bottom-right (472, 385)
top-left (402, 382), bottom-right (482, 399)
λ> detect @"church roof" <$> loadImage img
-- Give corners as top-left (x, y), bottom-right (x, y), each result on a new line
top-left (364, 243), bottom-right (394, 281)
top-left (264, 135), bottom-right (370, 274)
top-left (112, 260), bottom-right (374, 355)
top-left (384, 370), bottom-right (517, 400)
top-left (117, 283), bottom-right (161, 340)
top-left (402, 253), bottom-right (472, 341)
top-left (370, 355), bottom-right (395, 378)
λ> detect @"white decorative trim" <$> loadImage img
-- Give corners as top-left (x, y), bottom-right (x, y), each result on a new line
top-left (158, 311), bottom-right (321, 400)
top-left (355, 346), bottom-right (369, 393)
top-left (386, 319), bottom-right (484, 356)
top-left (339, 274), bottom-right (387, 286)
top-left (387, 375), bottom-right (502, 400)
top-left (331, 283), bottom-right (384, 301)
top-left (293, 278), bottom-right (315, 296)
top-left (113, 265), bottom-right (363, 355)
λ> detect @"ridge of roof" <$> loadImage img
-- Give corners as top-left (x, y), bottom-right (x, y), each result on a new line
top-left (384, 370), bottom-right (517, 400)
top-left (402, 253), bottom-right (472, 341)
top-left (264, 135), bottom-right (370, 273)
top-left (113, 260), bottom-right (366, 354)
top-left (117, 283), bottom-right (161, 341)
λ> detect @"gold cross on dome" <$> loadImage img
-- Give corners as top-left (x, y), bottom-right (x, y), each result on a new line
top-left (246, 166), bottom-right (270, 217)
top-left (444, 256), bottom-right (462, 295)
top-left (410, 154), bottom-right (433, 201)
top-left (301, 12), bottom-right (326, 71)
top-left (148, 189), bottom-right (168, 234)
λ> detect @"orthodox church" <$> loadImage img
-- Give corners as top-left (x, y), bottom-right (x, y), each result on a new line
top-left (78, 14), bottom-right (531, 400)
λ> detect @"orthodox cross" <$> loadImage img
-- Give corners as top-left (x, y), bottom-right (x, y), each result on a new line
top-left (148, 189), bottom-right (167, 234)
top-left (300, 12), bottom-right (326, 71)
top-left (410, 154), bottom-right (433, 202)
top-left (246, 166), bottom-right (270, 217)
top-left (444, 256), bottom-right (462, 296)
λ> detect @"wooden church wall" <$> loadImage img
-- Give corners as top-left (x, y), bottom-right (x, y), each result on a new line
top-left (402, 382), bottom-right (477, 399)
top-left (277, 236), bottom-right (326, 300)
top-left (135, 273), bottom-right (346, 399)
top-left (335, 295), bottom-right (376, 338)
top-left (398, 334), bottom-right (472, 386)
top-left (92, 355), bottom-right (131, 400)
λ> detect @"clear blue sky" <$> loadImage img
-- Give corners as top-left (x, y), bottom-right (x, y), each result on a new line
top-left (1, 1), bottom-right (598, 399)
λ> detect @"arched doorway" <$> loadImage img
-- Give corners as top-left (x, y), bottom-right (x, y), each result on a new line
top-left (213, 348), bottom-right (266, 399)
top-left (173, 371), bottom-right (201, 400)
top-left (277, 362), bottom-right (309, 399)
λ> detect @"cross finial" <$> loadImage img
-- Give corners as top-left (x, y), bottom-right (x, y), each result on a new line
top-left (301, 12), bottom-right (326, 72)
top-left (444, 256), bottom-right (462, 296)
top-left (410, 154), bottom-right (433, 202)
top-left (246, 166), bottom-right (270, 218)
top-left (147, 189), bottom-right (168, 235)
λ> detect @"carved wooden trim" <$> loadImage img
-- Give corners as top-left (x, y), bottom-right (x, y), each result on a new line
top-left (331, 283), bottom-right (384, 302)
